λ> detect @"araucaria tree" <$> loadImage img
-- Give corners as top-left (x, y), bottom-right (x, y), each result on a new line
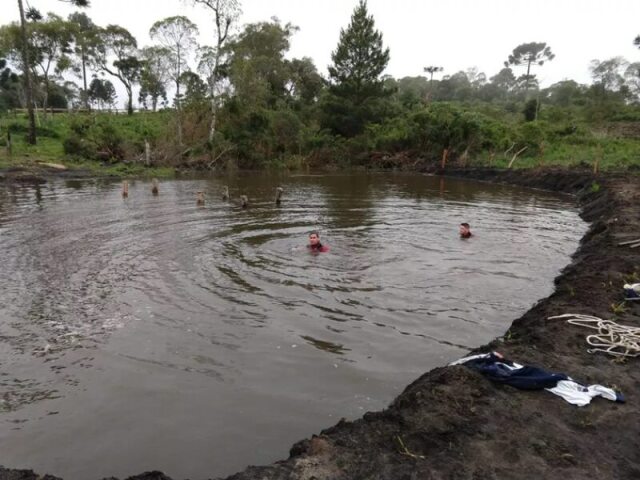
top-left (322, 0), bottom-right (390, 137)
top-left (149, 16), bottom-right (198, 144)
top-left (423, 65), bottom-right (443, 85)
top-left (505, 42), bottom-right (555, 93)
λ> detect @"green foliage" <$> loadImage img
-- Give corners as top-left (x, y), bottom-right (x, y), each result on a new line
top-left (224, 19), bottom-right (324, 116)
top-left (62, 135), bottom-right (94, 158)
top-left (6, 121), bottom-right (60, 139)
top-left (149, 15), bottom-right (198, 110)
top-left (2, 4), bottom-right (640, 175)
top-left (523, 98), bottom-right (539, 121)
top-left (0, 13), bottom-right (76, 110)
top-left (362, 103), bottom-right (512, 160)
top-left (322, 0), bottom-right (391, 137)
top-left (88, 78), bottom-right (116, 109)
top-left (91, 25), bottom-right (140, 114)
top-left (517, 121), bottom-right (547, 154)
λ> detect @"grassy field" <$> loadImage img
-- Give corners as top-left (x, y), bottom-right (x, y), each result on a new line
top-left (0, 111), bottom-right (174, 178)
top-left (472, 137), bottom-right (640, 171)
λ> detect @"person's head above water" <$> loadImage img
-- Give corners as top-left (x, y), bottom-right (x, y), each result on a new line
top-left (308, 231), bottom-right (321, 247)
top-left (307, 231), bottom-right (329, 252)
top-left (459, 223), bottom-right (472, 238)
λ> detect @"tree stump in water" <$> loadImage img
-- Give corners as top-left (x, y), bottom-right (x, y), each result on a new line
top-left (151, 178), bottom-right (159, 195)
top-left (222, 186), bottom-right (229, 201)
top-left (122, 180), bottom-right (129, 198)
top-left (275, 187), bottom-right (283, 205)
top-left (196, 191), bottom-right (205, 206)
top-left (240, 195), bottom-right (248, 209)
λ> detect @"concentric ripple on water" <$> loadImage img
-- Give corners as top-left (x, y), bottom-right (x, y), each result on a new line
top-left (0, 174), bottom-right (586, 480)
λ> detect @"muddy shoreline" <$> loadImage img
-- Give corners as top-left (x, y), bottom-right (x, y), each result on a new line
top-left (2, 168), bottom-right (639, 480)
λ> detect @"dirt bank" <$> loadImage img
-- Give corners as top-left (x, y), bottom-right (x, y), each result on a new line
top-left (0, 164), bottom-right (102, 184)
top-left (2, 168), bottom-right (639, 480)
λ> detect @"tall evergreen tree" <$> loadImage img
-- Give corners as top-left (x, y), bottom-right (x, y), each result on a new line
top-left (504, 42), bottom-right (555, 94)
top-left (322, 0), bottom-right (390, 137)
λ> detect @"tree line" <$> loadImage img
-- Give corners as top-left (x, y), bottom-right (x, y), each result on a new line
top-left (1, 0), bottom-right (640, 168)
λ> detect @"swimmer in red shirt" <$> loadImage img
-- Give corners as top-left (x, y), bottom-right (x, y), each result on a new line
top-left (308, 231), bottom-right (329, 252)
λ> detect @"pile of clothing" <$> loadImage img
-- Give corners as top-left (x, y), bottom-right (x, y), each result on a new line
top-left (624, 283), bottom-right (640, 301)
top-left (451, 352), bottom-right (625, 407)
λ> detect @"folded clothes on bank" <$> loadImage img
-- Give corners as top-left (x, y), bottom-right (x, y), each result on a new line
top-left (450, 352), bottom-right (625, 407)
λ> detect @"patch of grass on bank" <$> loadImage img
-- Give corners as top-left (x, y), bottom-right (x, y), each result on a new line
top-left (2, 108), bottom-right (640, 174)
top-left (471, 137), bottom-right (640, 171)
top-left (0, 111), bottom-right (175, 177)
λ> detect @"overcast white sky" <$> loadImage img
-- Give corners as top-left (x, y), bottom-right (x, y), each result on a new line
top-left (6, 0), bottom-right (640, 108)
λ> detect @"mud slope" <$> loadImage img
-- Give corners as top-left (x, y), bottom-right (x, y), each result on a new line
top-left (2, 169), bottom-right (639, 480)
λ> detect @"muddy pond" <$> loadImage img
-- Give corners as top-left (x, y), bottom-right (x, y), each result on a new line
top-left (0, 173), bottom-right (587, 479)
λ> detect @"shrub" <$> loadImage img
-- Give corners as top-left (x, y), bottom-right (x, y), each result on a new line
top-left (63, 136), bottom-right (95, 159)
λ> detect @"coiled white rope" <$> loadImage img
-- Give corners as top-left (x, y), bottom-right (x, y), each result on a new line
top-left (549, 314), bottom-right (640, 358)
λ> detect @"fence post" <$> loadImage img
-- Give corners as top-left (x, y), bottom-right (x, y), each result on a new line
top-left (144, 139), bottom-right (151, 166)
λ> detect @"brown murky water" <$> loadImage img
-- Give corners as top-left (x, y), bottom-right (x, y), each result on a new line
top-left (0, 174), bottom-right (586, 479)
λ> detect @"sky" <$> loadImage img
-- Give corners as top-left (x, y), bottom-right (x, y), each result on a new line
top-left (5, 0), bottom-right (640, 108)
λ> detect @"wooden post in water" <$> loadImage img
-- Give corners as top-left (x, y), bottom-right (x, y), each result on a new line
top-left (441, 148), bottom-right (449, 169)
top-left (151, 178), bottom-right (159, 195)
top-left (222, 185), bottom-right (229, 201)
top-left (240, 195), bottom-right (248, 209)
top-left (196, 191), bottom-right (205, 206)
top-left (274, 187), bottom-right (283, 205)
top-left (122, 180), bottom-right (129, 198)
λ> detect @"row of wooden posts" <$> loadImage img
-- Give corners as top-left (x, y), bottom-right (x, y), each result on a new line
top-left (121, 180), bottom-right (284, 208)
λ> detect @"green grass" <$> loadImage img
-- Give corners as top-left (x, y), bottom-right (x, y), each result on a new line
top-left (472, 137), bottom-right (640, 171)
top-left (0, 111), bottom-right (175, 178)
top-left (2, 110), bottom-right (640, 174)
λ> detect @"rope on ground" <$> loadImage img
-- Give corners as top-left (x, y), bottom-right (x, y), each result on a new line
top-left (549, 314), bottom-right (640, 358)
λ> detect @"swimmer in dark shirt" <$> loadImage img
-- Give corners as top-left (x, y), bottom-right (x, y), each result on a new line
top-left (308, 231), bottom-right (329, 252)
top-left (459, 222), bottom-right (472, 239)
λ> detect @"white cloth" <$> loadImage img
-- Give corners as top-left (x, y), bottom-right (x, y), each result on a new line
top-left (546, 379), bottom-right (620, 407)
top-left (448, 352), bottom-right (524, 369)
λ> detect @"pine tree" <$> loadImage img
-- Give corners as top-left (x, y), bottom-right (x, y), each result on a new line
top-left (322, 0), bottom-right (390, 137)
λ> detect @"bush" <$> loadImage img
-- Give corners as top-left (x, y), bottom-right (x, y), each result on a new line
top-left (517, 121), bottom-right (548, 155)
top-left (7, 122), bottom-right (60, 138)
top-left (63, 136), bottom-right (95, 159)
top-left (94, 121), bottom-right (126, 160)
top-left (523, 98), bottom-right (539, 122)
